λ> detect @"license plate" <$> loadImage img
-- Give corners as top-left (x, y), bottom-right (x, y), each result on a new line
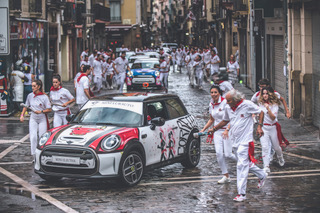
top-left (52, 156), bottom-right (80, 165)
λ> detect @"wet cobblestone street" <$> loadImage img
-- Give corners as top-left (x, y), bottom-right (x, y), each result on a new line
top-left (0, 68), bottom-right (320, 212)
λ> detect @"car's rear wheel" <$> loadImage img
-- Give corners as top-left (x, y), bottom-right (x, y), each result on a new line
top-left (39, 174), bottom-right (62, 182)
top-left (119, 151), bottom-right (144, 186)
top-left (181, 137), bottom-right (201, 168)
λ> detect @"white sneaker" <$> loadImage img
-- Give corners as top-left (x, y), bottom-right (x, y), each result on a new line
top-left (233, 194), bottom-right (246, 202)
top-left (278, 155), bottom-right (285, 166)
top-left (258, 174), bottom-right (268, 189)
top-left (263, 166), bottom-right (271, 174)
top-left (218, 176), bottom-right (231, 184)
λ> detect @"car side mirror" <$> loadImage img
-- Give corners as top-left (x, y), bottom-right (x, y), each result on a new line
top-left (66, 114), bottom-right (74, 122)
top-left (150, 117), bottom-right (165, 130)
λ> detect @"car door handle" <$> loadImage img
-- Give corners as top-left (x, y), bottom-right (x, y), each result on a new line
top-left (142, 134), bottom-right (147, 139)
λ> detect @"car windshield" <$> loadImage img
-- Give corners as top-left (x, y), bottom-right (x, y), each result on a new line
top-left (72, 107), bottom-right (143, 127)
top-left (131, 62), bottom-right (159, 69)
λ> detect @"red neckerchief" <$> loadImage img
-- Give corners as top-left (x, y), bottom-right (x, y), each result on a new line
top-left (33, 91), bottom-right (44, 98)
top-left (218, 80), bottom-right (224, 85)
top-left (50, 86), bottom-right (62, 91)
top-left (77, 73), bottom-right (87, 82)
top-left (95, 58), bottom-right (100, 61)
top-left (231, 99), bottom-right (244, 111)
top-left (263, 100), bottom-right (270, 104)
top-left (211, 96), bottom-right (224, 108)
top-left (255, 91), bottom-right (260, 97)
top-left (229, 60), bottom-right (235, 64)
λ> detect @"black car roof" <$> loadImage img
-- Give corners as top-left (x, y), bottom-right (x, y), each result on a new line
top-left (91, 93), bottom-right (179, 102)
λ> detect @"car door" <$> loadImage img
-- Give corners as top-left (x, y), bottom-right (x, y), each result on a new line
top-left (139, 101), bottom-right (172, 166)
top-left (164, 98), bottom-right (191, 159)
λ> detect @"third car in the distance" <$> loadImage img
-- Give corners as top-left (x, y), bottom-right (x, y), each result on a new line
top-left (126, 58), bottom-right (162, 90)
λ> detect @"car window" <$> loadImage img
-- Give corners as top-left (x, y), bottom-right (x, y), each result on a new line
top-left (72, 107), bottom-right (143, 127)
top-left (165, 98), bottom-right (188, 119)
top-left (131, 63), bottom-right (142, 69)
top-left (146, 101), bottom-right (168, 120)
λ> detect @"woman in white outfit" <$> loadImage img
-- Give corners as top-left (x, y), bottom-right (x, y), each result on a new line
top-left (193, 55), bottom-right (204, 90)
top-left (226, 54), bottom-right (239, 85)
top-left (258, 87), bottom-right (285, 173)
top-left (200, 85), bottom-right (236, 183)
top-left (50, 74), bottom-right (75, 128)
top-left (20, 80), bottom-right (52, 159)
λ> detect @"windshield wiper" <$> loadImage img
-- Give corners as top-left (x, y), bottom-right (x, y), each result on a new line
top-left (95, 122), bottom-right (114, 126)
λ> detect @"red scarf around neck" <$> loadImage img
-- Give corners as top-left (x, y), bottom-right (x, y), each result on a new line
top-left (33, 91), bottom-right (44, 98)
top-left (211, 96), bottom-right (224, 108)
top-left (77, 73), bottom-right (87, 82)
top-left (50, 86), bottom-right (62, 91)
top-left (231, 99), bottom-right (244, 111)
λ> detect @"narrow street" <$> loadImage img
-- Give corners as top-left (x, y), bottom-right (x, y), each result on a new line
top-left (0, 68), bottom-right (319, 212)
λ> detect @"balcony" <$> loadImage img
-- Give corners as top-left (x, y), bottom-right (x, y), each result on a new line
top-left (94, 4), bottom-right (110, 23)
top-left (9, 0), bottom-right (21, 17)
top-left (47, 0), bottom-right (66, 10)
top-left (110, 16), bottom-right (121, 23)
top-left (62, 2), bottom-right (76, 24)
top-left (76, 2), bottom-right (86, 25)
top-left (29, 0), bottom-right (42, 15)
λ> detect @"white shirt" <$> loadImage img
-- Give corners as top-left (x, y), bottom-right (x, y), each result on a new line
top-left (219, 81), bottom-right (233, 97)
top-left (193, 60), bottom-right (203, 72)
top-left (190, 52), bottom-right (199, 63)
top-left (227, 61), bottom-right (240, 74)
top-left (259, 103), bottom-right (278, 125)
top-left (24, 73), bottom-right (32, 86)
top-left (93, 59), bottom-right (102, 76)
top-left (50, 88), bottom-right (74, 112)
top-left (114, 57), bottom-right (129, 73)
top-left (159, 61), bottom-right (168, 72)
top-left (223, 100), bottom-right (261, 147)
top-left (25, 93), bottom-right (51, 115)
top-left (80, 51), bottom-right (88, 61)
top-left (210, 54), bottom-right (220, 71)
top-left (80, 60), bottom-right (90, 67)
top-left (171, 51), bottom-right (177, 60)
top-left (203, 50), bottom-right (211, 63)
top-left (88, 54), bottom-right (95, 67)
top-left (105, 62), bottom-right (114, 75)
top-left (251, 91), bottom-right (281, 103)
top-left (76, 75), bottom-right (89, 105)
top-left (11, 70), bottom-right (24, 87)
top-left (209, 96), bottom-right (228, 127)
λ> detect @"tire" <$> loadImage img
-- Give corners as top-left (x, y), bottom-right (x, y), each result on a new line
top-left (39, 174), bottom-right (62, 182)
top-left (181, 137), bottom-right (201, 168)
top-left (119, 150), bottom-right (144, 186)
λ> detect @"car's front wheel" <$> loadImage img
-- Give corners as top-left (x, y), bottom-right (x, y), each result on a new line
top-left (119, 151), bottom-right (144, 186)
top-left (181, 137), bottom-right (201, 168)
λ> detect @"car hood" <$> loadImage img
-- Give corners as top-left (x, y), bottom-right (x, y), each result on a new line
top-left (53, 125), bottom-right (122, 146)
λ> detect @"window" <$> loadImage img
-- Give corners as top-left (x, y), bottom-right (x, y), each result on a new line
top-left (146, 101), bottom-right (168, 120)
top-left (165, 99), bottom-right (187, 119)
top-left (110, 1), bottom-right (121, 22)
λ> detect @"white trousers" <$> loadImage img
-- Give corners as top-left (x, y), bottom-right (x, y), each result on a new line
top-left (195, 69), bottom-right (203, 87)
top-left (160, 72), bottom-right (169, 89)
top-left (29, 114), bottom-right (48, 155)
top-left (233, 143), bottom-right (266, 195)
top-left (260, 125), bottom-right (283, 167)
top-left (188, 66), bottom-right (195, 86)
top-left (172, 60), bottom-right (176, 72)
top-left (115, 72), bottom-right (126, 93)
top-left (94, 75), bottom-right (102, 91)
top-left (53, 110), bottom-right (69, 128)
top-left (214, 130), bottom-right (236, 174)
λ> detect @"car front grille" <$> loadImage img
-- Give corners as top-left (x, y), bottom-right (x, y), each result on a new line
top-left (40, 146), bottom-right (98, 176)
top-left (132, 77), bottom-right (155, 84)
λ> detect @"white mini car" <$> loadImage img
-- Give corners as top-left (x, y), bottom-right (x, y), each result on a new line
top-left (35, 93), bottom-right (200, 186)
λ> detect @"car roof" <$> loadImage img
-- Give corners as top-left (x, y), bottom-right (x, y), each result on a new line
top-left (91, 93), bottom-right (179, 102)
top-left (134, 58), bottom-right (159, 62)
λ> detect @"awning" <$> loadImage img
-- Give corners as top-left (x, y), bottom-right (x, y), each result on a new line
top-left (106, 25), bottom-right (132, 30)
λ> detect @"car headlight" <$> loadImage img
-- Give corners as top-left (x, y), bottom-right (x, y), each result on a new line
top-left (155, 71), bottom-right (160, 77)
top-left (101, 135), bottom-right (121, 152)
top-left (127, 71), bottom-right (133, 77)
top-left (39, 131), bottom-right (51, 147)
